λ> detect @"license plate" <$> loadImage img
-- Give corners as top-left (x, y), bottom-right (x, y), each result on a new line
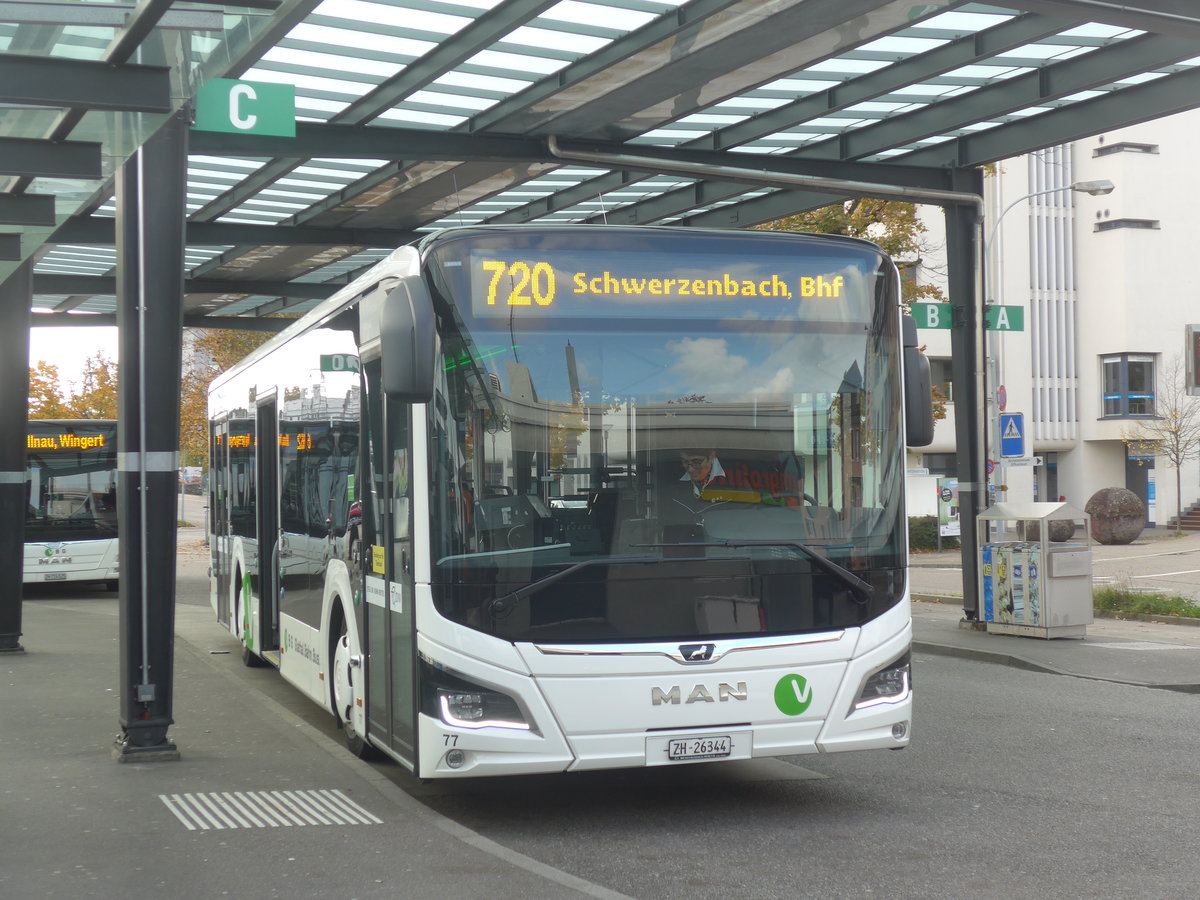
top-left (667, 735), bottom-right (732, 761)
top-left (43, 572), bottom-right (67, 581)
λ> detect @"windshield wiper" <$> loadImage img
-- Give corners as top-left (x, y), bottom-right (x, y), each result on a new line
top-left (637, 538), bottom-right (875, 604)
top-left (489, 556), bottom-right (667, 616)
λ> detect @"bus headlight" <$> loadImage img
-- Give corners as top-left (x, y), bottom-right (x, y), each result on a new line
top-left (851, 652), bottom-right (911, 713)
top-left (421, 657), bottom-right (533, 731)
top-left (437, 689), bottom-right (530, 730)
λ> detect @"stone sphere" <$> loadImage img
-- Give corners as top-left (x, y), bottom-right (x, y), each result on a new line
top-left (1085, 487), bottom-right (1146, 545)
top-left (1025, 519), bottom-right (1078, 542)
top-left (1046, 519), bottom-right (1077, 542)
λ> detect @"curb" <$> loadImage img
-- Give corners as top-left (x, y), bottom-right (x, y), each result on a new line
top-left (914, 638), bottom-right (1200, 694)
top-left (912, 592), bottom-right (1200, 628)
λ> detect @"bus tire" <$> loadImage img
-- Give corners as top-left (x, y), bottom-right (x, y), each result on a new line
top-left (331, 611), bottom-right (375, 759)
top-left (235, 568), bottom-right (266, 668)
top-left (241, 644), bottom-right (266, 668)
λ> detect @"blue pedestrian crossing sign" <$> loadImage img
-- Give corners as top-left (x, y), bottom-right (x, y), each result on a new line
top-left (1000, 413), bottom-right (1024, 458)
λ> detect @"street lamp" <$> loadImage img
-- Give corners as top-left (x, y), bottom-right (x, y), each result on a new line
top-left (985, 179), bottom-right (1115, 256)
top-left (983, 178), bottom-right (1115, 507)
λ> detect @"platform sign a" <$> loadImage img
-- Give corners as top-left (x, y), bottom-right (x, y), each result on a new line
top-left (1000, 413), bottom-right (1024, 458)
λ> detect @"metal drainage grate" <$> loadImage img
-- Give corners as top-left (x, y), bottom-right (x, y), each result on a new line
top-left (159, 789), bottom-right (382, 831)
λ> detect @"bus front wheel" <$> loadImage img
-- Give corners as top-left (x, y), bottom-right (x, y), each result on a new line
top-left (331, 617), bottom-right (374, 759)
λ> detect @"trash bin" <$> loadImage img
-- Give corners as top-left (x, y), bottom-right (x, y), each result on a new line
top-left (977, 501), bottom-right (1092, 639)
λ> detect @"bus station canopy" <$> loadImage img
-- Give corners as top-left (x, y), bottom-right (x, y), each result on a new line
top-left (3, 0), bottom-right (1200, 327)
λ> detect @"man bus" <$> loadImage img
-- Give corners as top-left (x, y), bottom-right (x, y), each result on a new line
top-left (208, 225), bottom-right (933, 779)
top-left (24, 419), bottom-right (119, 589)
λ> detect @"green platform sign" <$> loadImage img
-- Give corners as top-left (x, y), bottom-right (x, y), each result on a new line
top-left (984, 305), bottom-right (1024, 331)
top-left (193, 79), bottom-right (295, 137)
top-left (320, 354), bottom-right (360, 373)
top-left (911, 303), bottom-right (1024, 331)
top-left (912, 302), bottom-right (952, 329)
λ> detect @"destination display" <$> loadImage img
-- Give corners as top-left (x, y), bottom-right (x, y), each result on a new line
top-left (449, 233), bottom-right (881, 322)
top-left (26, 432), bottom-right (108, 451)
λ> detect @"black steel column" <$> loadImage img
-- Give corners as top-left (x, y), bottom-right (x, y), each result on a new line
top-left (0, 261), bottom-right (32, 653)
top-left (113, 111), bottom-right (187, 760)
top-left (946, 178), bottom-right (985, 621)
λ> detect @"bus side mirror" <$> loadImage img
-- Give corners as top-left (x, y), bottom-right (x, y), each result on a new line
top-left (380, 277), bottom-right (437, 402)
top-left (902, 314), bottom-right (934, 447)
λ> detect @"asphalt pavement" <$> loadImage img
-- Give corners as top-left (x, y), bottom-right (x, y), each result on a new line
top-left (2, 517), bottom-right (1199, 899)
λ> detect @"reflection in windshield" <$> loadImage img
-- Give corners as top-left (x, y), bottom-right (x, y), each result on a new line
top-left (426, 318), bottom-right (904, 643)
top-left (26, 428), bottom-right (119, 543)
top-left (422, 231), bottom-right (905, 643)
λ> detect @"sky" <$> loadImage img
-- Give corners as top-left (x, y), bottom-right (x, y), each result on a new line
top-left (29, 325), bottom-right (120, 393)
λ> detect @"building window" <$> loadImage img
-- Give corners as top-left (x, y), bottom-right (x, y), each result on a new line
top-left (1094, 218), bottom-right (1159, 232)
top-left (1093, 141), bottom-right (1158, 157)
top-left (1102, 354), bottom-right (1156, 418)
top-left (1190, 326), bottom-right (1200, 396)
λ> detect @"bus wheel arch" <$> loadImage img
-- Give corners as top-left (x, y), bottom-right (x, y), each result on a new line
top-left (329, 600), bottom-right (374, 758)
top-left (234, 565), bottom-right (265, 668)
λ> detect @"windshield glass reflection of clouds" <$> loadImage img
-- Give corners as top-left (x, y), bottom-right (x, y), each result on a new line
top-left (425, 234), bottom-right (904, 643)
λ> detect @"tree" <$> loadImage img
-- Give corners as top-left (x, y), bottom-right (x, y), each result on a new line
top-left (179, 327), bottom-right (277, 468)
top-left (758, 200), bottom-right (949, 420)
top-left (1123, 355), bottom-right (1200, 535)
top-left (28, 353), bottom-right (119, 419)
top-left (756, 198), bottom-right (948, 308)
top-left (28, 361), bottom-right (74, 419)
top-left (70, 352), bottom-right (119, 419)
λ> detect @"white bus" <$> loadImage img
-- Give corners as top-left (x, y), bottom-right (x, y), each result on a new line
top-left (24, 419), bottom-right (119, 589)
top-left (208, 225), bottom-right (933, 779)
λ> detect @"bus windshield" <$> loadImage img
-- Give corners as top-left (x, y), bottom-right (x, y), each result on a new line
top-left (422, 228), bottom-right (905, 644)
top-left (25, 421), bottom-right (119, 543)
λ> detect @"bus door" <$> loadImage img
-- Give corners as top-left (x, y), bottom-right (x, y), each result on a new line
top-left (211, 420), bottom-right (231, 627)
top-left (255, 395), bottom-right (281, 658)
top-left (363, 363), bottom-right (417, 766)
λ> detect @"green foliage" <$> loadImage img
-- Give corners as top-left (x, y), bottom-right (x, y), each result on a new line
top-left (755, 199), bottom-right (948, 309)
top-left (28, 353), bottom-right (118, 419)
top-left (1092, 587), bottom-right (1200, 619)
top-left (908, 516), bottom-right (959, 551)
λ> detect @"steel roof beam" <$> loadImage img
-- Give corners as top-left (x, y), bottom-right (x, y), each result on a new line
top-left (673, 190), bottom-right (852, 230)
top-left (899, 63), bottom-right (1200, 169)
top-left (328, 0), bottom-right (558, 127)
top-left (187, 0), bottom-right (921, 275)
top-left (471, 0), bottom-right (911, 137)
top-left (565, 28), bottom-right (1200, 230)
top-left (188, 125), bottom-right (551, 160)
top-left (51, 215), bottom-right (418, 248)
top-left (804, 31), bottom-right (1200, 163)
top-left (192, 126), bottom-right (957, 189)
top-left (0, 194), bottom-right (54, 226)
top-left (691, 12), bottom-right (1075, 152)
top-left (0, 53), bottom-right (171, 112)
top-left (0, 137), bottom-right (101, 178)
top-left (187, 0), bottom-right (559, 223)
top-left (0, 235), bottom-right (19, 261)
top-left (483, 11), bottom-right (1071, 226)
top-left (32, 274), bottom-right (335, 299)
top-left (1003, 0), bottom-right (1200, 39)
top-left (30, 313), bottom-right (294, 332)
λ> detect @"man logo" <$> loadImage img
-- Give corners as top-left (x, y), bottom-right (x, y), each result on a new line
top-left (652, 682), bottom-right (748, 705)
top-left (680, 643), bottom-right (715, 662)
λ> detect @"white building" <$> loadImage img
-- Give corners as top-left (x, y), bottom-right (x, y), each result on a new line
top-left (908, 109), bottom-right (1200, 530)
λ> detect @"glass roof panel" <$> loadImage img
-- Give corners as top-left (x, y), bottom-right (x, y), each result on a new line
top-left (10, 0), bottom-right (1200, 307)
